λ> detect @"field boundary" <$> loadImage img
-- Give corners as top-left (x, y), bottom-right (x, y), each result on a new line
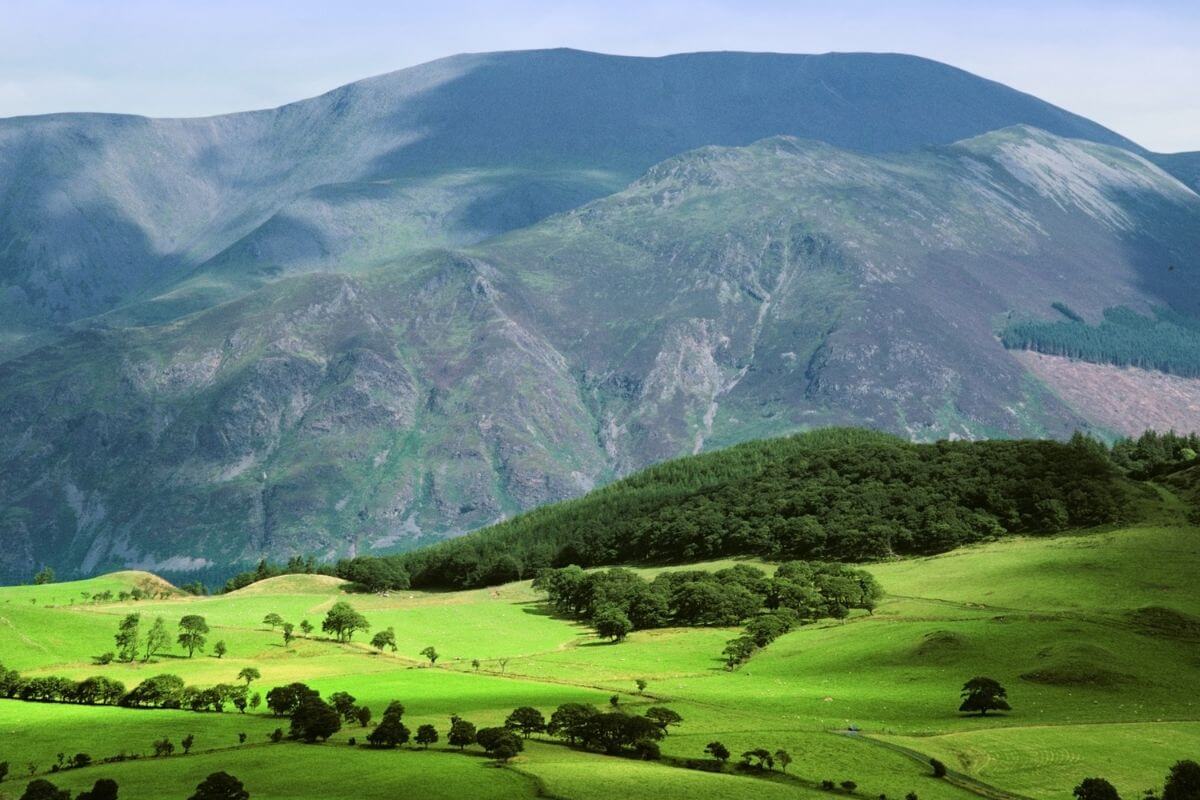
top-left (837, 731), bottom-right (1036, 800)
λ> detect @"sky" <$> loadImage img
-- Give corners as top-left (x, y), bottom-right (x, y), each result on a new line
top-left (1, 0), bottom-right (1196, 152)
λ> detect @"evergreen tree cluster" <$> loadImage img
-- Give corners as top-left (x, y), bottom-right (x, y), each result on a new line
top-left (1110, 430), bottom-right (1200, 478)
top-left (1002, 305), bottom-right (1200, 377)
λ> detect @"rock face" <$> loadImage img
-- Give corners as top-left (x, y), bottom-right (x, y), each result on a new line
top-left (0, 50), bottom-right (1197, 582)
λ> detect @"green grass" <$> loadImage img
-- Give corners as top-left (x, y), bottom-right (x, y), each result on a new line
top-left (1, 521), bottom-right (1197, 800)
top-left (37, 745), bottom-right (540, 800)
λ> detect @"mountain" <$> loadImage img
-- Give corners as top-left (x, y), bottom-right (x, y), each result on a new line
top-left (0, 48), bottom-right (1155, 355)
top-left (2, 121), bottom-right (1197, 583)
top-left (1151, 151), bottom-right (1200, 192)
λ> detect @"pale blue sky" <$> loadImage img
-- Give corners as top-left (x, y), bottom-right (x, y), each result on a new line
top-left (1, 0), bottom-right (1196, 152)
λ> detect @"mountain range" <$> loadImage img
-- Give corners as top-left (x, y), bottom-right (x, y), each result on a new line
top-left (1, 49), bottom-right (1197, 582)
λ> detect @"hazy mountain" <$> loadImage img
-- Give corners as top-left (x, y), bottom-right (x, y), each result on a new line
top-left (0, 48), bottom-right (1154, 354)
top-left (2, 124), bottom-right (1196, 582)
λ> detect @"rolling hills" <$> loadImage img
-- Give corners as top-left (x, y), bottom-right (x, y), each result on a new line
top-left (0, 511), bottom-right (1196, 800)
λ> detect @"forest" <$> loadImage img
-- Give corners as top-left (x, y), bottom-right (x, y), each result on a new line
top-left (1002, 305), bottom-right (1200, 377)
top-left (215, 428), bottom-right (1200, 595)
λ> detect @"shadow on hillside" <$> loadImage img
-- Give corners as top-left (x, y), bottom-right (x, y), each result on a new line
top-left (515, 600), bottom-right (576, 622)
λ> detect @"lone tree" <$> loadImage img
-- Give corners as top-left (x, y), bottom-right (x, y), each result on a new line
top-left (705, 741), bottom-right (731, 762)
top-left (290, 698), bottom-right (342, 743)
top-left (505, 706), bottom-right (546, 738)
top-left (635, 678), bottom-right (648, 694)
top-left (181, 734), bottom-right (195, 754)
top-left (213, 640), bottom-right (227, 659)
top-left (448, 719), bottom-right (477, 750)
top-left (722, 636), bottom-right (757, 669)
top-left (262, 613), bottom-right (284, 631)
top-left (593, 606), bottom-right (632, 642)
top-left (237, 667), bottom-right (261, 687)
top-left (416, 724), bottom-right (439, 748)
top-left (1164, 760), bottom-right (1200, 800)
top-left (959, 677), bottom-right (1011, 716)
top-left (282, 623), bottom-right (295, 648)
top-left (420, 646), bottom-right (439, 665)
top-left (299, 619), bottom-right (314, 637)
top-left (355, 706), bottom-right (372, 727)
top-left (178, 615), bottom-right (210, 658)
top-left (775, 749), bottom-right (793, 773)
top-left (322, 602), bottom-right (369, 643)
top-left (645, 707), bottom-right (683, 735)
top-left (33, 566), bottom-right (55, 585)
top-left (741, 749), bottom-right (774, 770)
top-left (143, 617), bottom-right (170, 662)
top-left (370, 627), bottom-right (397, 653)
top-left (1074, 778), bottom-right (1121, 800)
top-left (188, 771), bottom-right (249, 800)
top-left (366, 704), bottom-right (410, 748)
top-left (114, 613), bottom-right (141, 663)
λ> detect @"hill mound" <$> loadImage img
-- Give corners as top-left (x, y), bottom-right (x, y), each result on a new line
top-left (1127, 606), bottom-right (1200, 640)
top-left (227, 573), bottom-right (348, 596)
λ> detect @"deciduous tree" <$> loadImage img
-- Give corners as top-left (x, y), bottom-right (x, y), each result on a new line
top-left (322, 602), bottom-right (369, 643)
top-left (177, 615), bottom-right (209, 658)
top-left (958, 677), bottom-right (1011, 716)
top-left (188, 771), bottom-right (249, 800)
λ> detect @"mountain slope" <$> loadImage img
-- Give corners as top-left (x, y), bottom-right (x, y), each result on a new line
top-left (1, 126), bottom-right (1197, 582)
top-left (0, 48), bottom-right (1155, 349)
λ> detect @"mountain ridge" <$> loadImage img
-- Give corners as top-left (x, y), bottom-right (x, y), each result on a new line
top-left (0, 47), bottom-right (1174, 352)
top-left (2, 123), bottom-right (1197, 583)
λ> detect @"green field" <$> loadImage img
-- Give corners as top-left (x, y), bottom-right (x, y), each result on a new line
top-left (1, 522), bottom-right (1197, 800)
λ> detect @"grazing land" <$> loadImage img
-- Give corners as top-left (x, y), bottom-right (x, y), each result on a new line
top-left (2, 516), bottom-right (1197, 799)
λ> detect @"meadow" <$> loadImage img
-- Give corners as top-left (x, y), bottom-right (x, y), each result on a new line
top-left (1, 521), bottom-right (1196, 800)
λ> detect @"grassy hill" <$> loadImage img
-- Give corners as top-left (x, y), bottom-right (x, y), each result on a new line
top-left (1, 510), bottom-right (1197, 800)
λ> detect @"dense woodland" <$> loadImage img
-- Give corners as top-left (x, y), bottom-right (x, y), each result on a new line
top-left (215, 428), bottom-right (1200, 595)
top-left (1002, 305), bottom-right (1200, 377)
top-left (386, 430), bottom-right (1140, 589)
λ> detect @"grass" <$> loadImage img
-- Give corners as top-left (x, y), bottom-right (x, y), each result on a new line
top-left (1, 520), bottom-right (1196, 800)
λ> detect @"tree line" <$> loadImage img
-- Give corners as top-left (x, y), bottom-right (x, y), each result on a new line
top-left (208, 427), bottom-right (1198, 597)
top-left (532, 560), bottom-right (879, 665)
top-left (1002, 305), bottom-right (1200, 378)
top-left (0, 662), bottom-right (262, 714)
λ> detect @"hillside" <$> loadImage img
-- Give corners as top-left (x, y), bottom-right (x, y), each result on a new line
top-left (2, 125), bottom-right (1198, 583)
top-left (391, 428), bottom-right (1149, 588)
top-left (0, 518), bottom-right (1196, 800)
top-left (0, 48), bottom-right (1157, 347)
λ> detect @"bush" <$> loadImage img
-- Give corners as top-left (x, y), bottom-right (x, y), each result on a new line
top-left (633, 740), bottom-right (661, 760)
top-left (931, 759), bottom-right (947, 778)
